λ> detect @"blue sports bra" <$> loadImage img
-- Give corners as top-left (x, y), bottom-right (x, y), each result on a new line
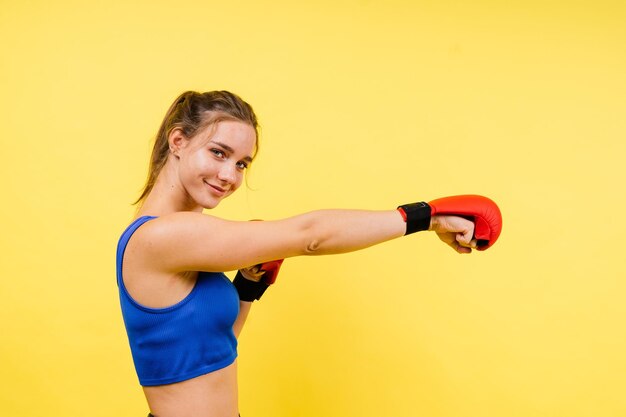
top-left (116, 216), bottom-right (239, 386)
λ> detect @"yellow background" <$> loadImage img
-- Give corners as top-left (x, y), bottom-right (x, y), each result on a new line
top-left (1, 1), bottom-right (625, 416)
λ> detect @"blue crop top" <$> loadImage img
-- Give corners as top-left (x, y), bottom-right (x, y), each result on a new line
top-left (116, 216), bottom-right (239, 386)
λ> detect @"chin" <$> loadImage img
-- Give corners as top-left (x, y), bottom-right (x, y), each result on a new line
top-left (196, 190), bottom-right (234, 210)
top-left (202, 195), bottom-right (229, 210)
top-left (201, 200), bottom-right (221, 210)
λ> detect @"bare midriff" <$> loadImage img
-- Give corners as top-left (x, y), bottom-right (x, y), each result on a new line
top-left (143, 361), bottom-right (239, 417)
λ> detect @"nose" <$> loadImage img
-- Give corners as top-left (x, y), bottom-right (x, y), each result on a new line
top-left (217, 163), bottom-right (237, 185)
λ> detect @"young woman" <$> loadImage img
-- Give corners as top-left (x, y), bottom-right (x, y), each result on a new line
top-left (116, 90), bottom-right (480, 417)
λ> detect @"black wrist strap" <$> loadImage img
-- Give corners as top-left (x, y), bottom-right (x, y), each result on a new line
top-left (397, 202), bottom-right (431, 235)
top-left (233, 271), bottom-right (270, 302)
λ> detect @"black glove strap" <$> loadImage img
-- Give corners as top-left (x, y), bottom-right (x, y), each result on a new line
top-left (397, 202), bottom-right (431, 235)
top-left (233, 271), bottom-right (270, 302)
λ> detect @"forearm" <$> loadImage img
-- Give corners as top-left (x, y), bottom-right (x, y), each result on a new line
top-left (301, 209), bottom-right (407, 255)
top-left (233, 301), bottom-right (252, 338)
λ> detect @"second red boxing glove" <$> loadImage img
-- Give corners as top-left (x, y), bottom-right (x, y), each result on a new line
top-left (232, 219), bottom-right (286, 301)
top-left (259, 259), bottom-right (284, 285)
top-left (233, 259), bottom-right (284, 302)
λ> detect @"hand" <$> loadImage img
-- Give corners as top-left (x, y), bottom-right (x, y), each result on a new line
top-left (430, 215), bottom-right (477, 254)
top-left (238, 264), bottom-right (265, 282)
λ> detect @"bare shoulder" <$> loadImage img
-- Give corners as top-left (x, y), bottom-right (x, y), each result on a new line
top-left (128, 210), bottom-right (307, 273)
top-left (133, 212), bottom-right (227, 249)
top-left (128, 211), bottom-right (241, 272)
top-left (142, 211), bottom-right (219, 230)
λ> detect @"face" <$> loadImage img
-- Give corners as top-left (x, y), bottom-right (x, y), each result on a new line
top-left (172, 120), bottom-right (256, 209)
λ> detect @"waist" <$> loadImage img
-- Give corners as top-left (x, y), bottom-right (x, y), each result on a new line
top-left (143, 361), bottom-right (239, 417)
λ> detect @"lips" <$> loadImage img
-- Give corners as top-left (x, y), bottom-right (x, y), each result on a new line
top-left (204, 180), bottom-right (228, 197)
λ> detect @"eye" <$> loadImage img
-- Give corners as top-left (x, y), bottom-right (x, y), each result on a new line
top-left (236, 161), bottom-right (249, 170)
top-left (210, 148), bottom-right (225, 158)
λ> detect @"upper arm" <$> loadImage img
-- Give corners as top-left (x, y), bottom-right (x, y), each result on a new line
top-left (137, 212), bottom-right (312, 273)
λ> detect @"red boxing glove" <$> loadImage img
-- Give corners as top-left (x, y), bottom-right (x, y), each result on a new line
top-left (232, 218), bottom-right (286, 301)
top-left (259, 259), bottom-right (284, 285)
top-left (249, 219), bottom-right (284, 284)
top-left (429, 195), bottom-right (502, 250)
top-left (233, 259), bottom-right (284, 301)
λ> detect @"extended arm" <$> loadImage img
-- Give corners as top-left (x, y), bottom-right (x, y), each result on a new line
top-left (139, 205), bottom-right (481, 274)
top-left (142, 209), bottom-right (411, 273)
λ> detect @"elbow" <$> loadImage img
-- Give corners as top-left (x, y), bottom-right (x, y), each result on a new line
top-left (305, 238), bottom-right (322, 254)
top-left (299, 212), bottom-right (327, 255)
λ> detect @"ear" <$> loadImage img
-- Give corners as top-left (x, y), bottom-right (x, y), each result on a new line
top-left (167, 128), bottom-right (189, 158)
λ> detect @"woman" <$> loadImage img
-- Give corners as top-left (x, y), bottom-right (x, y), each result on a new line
top-left (116, 90), bottom-right (479, 417)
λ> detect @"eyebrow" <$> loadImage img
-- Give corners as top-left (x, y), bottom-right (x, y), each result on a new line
top-left (210, 140), bottom-right (253, 162)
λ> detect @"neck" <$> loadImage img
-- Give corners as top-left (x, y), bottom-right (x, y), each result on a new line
top-left (136, 160), bottom-right (203, 217)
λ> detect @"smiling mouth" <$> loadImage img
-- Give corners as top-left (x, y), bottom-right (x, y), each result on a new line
top-left (204, 180), bottom-right (227, 196)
